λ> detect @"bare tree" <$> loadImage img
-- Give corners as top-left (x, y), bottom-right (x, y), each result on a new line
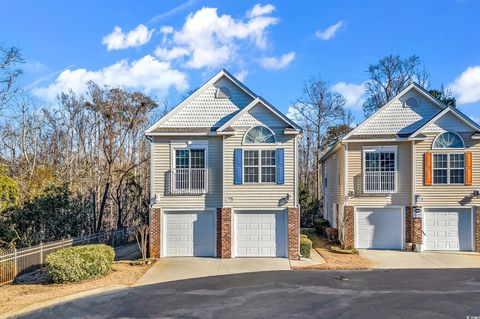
top-left (291, 77), bottom-right (348, 205)
top-left (363, 55), bottom-right (429, 116)
top-left (0, 45), bottom-right (24, 109)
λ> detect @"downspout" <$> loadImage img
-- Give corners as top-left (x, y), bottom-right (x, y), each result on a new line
top-left (344, 142), bottom-right (349, 206)
top-left (295, 135), bottom-right (299, 207)
top-left (411, 140), bottom-right (415, 207)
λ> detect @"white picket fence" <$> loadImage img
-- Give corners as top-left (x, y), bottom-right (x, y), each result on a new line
top-left (0, 228), bottom-right (135, 286)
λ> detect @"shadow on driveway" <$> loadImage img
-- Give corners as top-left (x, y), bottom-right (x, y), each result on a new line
top-left (17, 269), bottom-right (480, 319)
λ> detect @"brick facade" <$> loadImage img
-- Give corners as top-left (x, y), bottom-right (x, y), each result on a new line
top-left (149, 207), bottom-right (161, 259)
top-left (287, 207), bottom-right (300, 260)
top-left (343, 206), bottom-right (355, 249)
top-left (412, 216), bottom-right (423, 246)
top-left (217, 207), bottom-right (232, 258)
top-left (405, 206), bottom-right (412, 245)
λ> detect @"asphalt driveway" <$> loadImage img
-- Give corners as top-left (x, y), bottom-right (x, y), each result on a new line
top-left (18, 269), bottom-right (480, 319)
top-left (360, 250), bottom-right (480, 269)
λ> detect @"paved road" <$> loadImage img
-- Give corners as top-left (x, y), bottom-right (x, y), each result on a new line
top-left (19, 269), bottom-right (480, 319)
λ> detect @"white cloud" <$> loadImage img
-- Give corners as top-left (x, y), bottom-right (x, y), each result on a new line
top-left (247, 3), bottom-right (275, 18)
top-left (287, 105), bottom-right (301, 121)
top-left (260, 52), bottom-right (295, 70)
top-left (330, 81), bottom-right (366, 110)
top-left (155, 4), bottom-right (279, 69)
top-left (32, 55), bottom-right (188, 100)
top-left (448, 66), bottom-right (480, 104)
top-left (155, 47), bottom-right (190, 61)
top-left (102, 24), bottom-right (154, 51)
top-left (315, 21), bottom-right (344, 40)
top-left (235, 70), bottom-right (249, 82)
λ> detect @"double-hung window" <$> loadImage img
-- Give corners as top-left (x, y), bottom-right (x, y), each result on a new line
top-left (363, 146), bottom-right (397, 193)
top-left (243, 150), bottom-right (276, 183)
top-left (432, 153), bottom-right (464, 184)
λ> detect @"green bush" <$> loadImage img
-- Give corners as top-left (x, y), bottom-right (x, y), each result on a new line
top-left (300, 228), bottom-right (316, 236)
top-left (314, 218), bottom-right (330, 234)
top-left (300, 236), bottom-right (312, 258)
top-left (46, 244), bottom-right (115, 283)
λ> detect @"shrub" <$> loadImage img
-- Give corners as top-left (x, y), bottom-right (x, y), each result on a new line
top-left (46, 244), bottom-right (115, 283)
top-left (300, 228), bottom-right (316, 236)
top-left (300, 236), bottom-right (312, 258)
top-left (314, 217), bottom-right (330, 234)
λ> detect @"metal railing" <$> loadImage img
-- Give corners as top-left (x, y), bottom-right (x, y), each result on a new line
top-left (0, 228), bottom-right (135, 286)
top-left (364, 171), bottom-right (397, 193)
top-left (170, 168), bottom-right (208, 195)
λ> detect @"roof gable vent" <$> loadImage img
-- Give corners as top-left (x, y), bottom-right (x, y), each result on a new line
top-left (404, 96), bottom-right (420, 108)
top-left (215, 86), bottom-right (231, 99)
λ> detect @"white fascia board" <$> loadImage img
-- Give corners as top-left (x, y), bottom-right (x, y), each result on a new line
top-left (145, 69), bottom-right (257, 134)
top-left (343, 137), bottom-right (426, 143)
top-left (216, 98), bottom-right (260, 131)
top-left (410, 107), bottom-right (480, 138)
top-left (283, 129), bottom-right (302, 135)
top-left (343, 83), bottom-right (444, 141)
top-left (217, 97), bottom-right (301, 132)
top-left (145, 132), bottom-right (216, 137)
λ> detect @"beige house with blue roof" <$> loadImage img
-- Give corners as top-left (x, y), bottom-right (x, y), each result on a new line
top-left (321, 83), bottom-right (480, 252)
top-left (145, 69), bottom-right (302, 260)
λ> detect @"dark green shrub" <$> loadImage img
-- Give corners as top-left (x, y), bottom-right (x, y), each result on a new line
top-left (46, 244), bottom-right (115, 283)
top-left (300, 228), bottom-right (316, 236)
top-left (314, 218), bottom-right (330, 234)
top-left (300, 236), bottom-right (312, 258)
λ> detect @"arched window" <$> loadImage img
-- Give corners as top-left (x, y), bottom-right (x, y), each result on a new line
top-left (432, 132), bottom-right (465, 149)
top-left (243, 126), bottom-right (275, 144)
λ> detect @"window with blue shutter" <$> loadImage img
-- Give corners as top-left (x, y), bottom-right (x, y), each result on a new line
top-left (234, 149), bottom-right (243, 184)
top-left (276, 148), bottom-right (284, 184)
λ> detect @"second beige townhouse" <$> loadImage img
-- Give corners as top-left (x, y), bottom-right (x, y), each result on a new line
top-left (321, 82), bottom-right (480, 252)
top-left (145, 69), bottom-right (302, 260)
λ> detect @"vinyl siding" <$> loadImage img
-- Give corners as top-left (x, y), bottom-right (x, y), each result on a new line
top-left (322, 146), bottom-right (345, 226)
top-left (414, 132), bottom-right (480, 206)
top-left (224, 126), bottom-right (296, 208)
top-left (151, 136), bottom-right (223, 209)
top-left (347, 141), bottom-right (412, 206)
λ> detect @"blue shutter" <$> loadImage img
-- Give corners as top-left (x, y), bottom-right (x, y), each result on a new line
top-left (234, 149), bottom-right (243, 185)
top-left (276, 148), bottom-right (284, 185)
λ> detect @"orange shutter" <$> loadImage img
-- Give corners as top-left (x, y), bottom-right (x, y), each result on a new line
top-left (465, 151), bottom-right (472, 186)
top-left (424, 152), bottom-right (432, 186)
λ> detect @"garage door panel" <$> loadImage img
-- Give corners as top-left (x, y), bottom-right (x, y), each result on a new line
top-left (356, 208), bottom-right (402, 250)
top-left (235, 210), bottom-right (286, 257)
top-left (424, 208), bottom-right (472, 251)
top-left (164, 211), bottom-right (215, 257)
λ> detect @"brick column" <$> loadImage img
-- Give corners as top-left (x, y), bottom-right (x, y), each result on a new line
top-left (343, 206), bottom-right (355, 249)
top-left (149, 207), bottom-right (161, 259)
top-left (405, 206), bottom-right (413, 244)
top-left (288, 207), bottom-right (300, 260)
top-left (412, 209), bottom-right (423, 248)
top-left (217, 208), bottom-right (232, 258)
top-left (476, 207), bottom-right (480, 252)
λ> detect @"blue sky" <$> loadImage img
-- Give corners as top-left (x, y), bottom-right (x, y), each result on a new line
top-left (2, 0), bottom-right (480, 123)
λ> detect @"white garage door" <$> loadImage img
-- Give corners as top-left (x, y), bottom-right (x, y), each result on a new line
top-left (356, 207), bottom-right (403, 249)
top-left (235, 210), bottom-right (286, 257)
top-left (424, 208), bottom-right (473, 251)
top-left (164, 210), bottom-right (215, 257)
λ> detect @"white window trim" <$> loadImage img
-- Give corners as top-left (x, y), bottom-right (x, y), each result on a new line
top-left (242, 125), bottom-right (277, 145)
top-left (432, 132), bottom-right (465, 150)
top-left (432, 152), bottom-right (465, 185)
top-left (362, 145), bottom-right (398, 194)
top-left (242, 149), bottom-right (277, 184)
top-left (170, 140), bottom-right (209, 169)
